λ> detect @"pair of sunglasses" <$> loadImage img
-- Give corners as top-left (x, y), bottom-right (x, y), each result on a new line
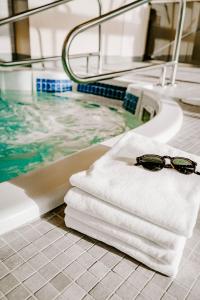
top-left (135, 154), bottom-right (200, 175)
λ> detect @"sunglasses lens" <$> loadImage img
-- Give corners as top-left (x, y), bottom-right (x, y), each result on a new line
top-left (172, 158), bottom-right (195, 175)
top-left (139, 155), bottom-right (164, 171)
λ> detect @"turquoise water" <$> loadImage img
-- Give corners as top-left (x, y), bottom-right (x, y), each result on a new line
top-left (0, 91), bottom-right (142, 182)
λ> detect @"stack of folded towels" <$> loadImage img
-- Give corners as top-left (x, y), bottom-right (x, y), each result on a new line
top-left (64, 132), bottom-right (200, 277)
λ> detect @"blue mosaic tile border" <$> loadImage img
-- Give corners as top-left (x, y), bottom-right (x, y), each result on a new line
top-left (36, 78), bottom-right (72, 92)
top-left (77, 83), bottom-right (126, 100)
top-left (123, 92), bottom-right (139, 114)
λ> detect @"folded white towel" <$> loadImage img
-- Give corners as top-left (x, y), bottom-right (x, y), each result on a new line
top-left (65, 215), bottom-right (185, 277)
top-left (64, 187), bottom-right (183, 250)
top-left (66, 206), bottom-right (185, 264)
top-left (70, 132), bottom-right (200, 237)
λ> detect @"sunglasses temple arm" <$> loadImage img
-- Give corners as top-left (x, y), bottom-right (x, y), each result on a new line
top-left (195, 171), bottom-right (200, 175)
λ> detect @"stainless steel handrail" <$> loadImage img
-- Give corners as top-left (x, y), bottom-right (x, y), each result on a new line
top-left (0, 0), bottom-right (73, 26)
top-left (97, 0), bottom-right (102, 72)
top-left (171, 0), bottom-right (186, 85)
top-left (0, 52), bottom-right (99, 67)
top-left (62, 0), bottom-right (186, 85)
top-left (0, 0), bottom-right (103, 73)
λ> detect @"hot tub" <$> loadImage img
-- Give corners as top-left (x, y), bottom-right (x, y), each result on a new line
top-left (0, 90), bottom-right (142, 182)
top-left (0, 70), bottom-right (183, 234)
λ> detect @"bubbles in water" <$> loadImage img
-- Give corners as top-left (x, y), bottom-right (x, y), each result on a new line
top-left (0, 91), bottom-right (142, 182)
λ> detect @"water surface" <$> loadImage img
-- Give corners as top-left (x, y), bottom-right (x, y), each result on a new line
top-left (0, 91), bottom-right (142, 182)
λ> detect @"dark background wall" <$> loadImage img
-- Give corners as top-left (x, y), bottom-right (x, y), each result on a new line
top-left (144, 1), bottom-right (200, 65)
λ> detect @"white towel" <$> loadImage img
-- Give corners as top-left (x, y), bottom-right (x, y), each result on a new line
top-left (70, 132), bottom-right (200, 237)
top-left (65, 215), bottom-right (185, 277)
top-left (64, 187), bottom-right (183, 250)
top-left (66, 206), bottom-right (185, 264)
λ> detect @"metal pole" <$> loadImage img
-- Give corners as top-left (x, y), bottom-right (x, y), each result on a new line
top-left (0, 0), bottom-right (73, 26)
top-left (171, 0), bottom-right (186, 85)
top-left (97, 0), bottom-right (103, 73)
top-left (160, 65), bottom-right (167, 87)
top-left (0, 52), bottom-right (99, 67)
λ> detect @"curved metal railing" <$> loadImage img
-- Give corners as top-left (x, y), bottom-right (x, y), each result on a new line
top-left (0, 0), bottom-right (186, 85)
top-left (62, 0), bottom-right (186, 85)
top-left (0, 0), bottom-right (102, 71)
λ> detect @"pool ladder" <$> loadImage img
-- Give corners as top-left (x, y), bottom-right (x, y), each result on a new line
top-left (0, 0), bottom-right (186, 86)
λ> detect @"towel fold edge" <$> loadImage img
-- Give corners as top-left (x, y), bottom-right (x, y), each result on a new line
top-left (65, 214), bottom-right (185, 277)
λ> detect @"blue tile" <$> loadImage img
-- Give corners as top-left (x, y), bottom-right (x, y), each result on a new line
top-left (76, 82), bottom-right (126, 101)
top-left (123, 92), bottom-right (139, 113)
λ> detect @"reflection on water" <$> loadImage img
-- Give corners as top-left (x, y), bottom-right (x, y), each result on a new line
top-left (0, 91), bottom-right (142, 182)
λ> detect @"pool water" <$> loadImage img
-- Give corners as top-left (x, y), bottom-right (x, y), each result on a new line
top-left (0, 91), bottom-right (142, 182)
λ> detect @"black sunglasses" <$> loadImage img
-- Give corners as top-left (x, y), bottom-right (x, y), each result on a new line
top-left (135, 154), bottom-right (200, 175)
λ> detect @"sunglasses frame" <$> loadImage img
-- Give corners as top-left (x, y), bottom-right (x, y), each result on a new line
top-left (135, 154), bottom-right (200, 175)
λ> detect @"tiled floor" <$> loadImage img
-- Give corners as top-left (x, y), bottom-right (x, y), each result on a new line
top-left (1, 203), bottom-right (200, 300)
top-left (169, 103), bottom-right (200, 156)
top-left (1, 99), bottom-right (200, 300)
